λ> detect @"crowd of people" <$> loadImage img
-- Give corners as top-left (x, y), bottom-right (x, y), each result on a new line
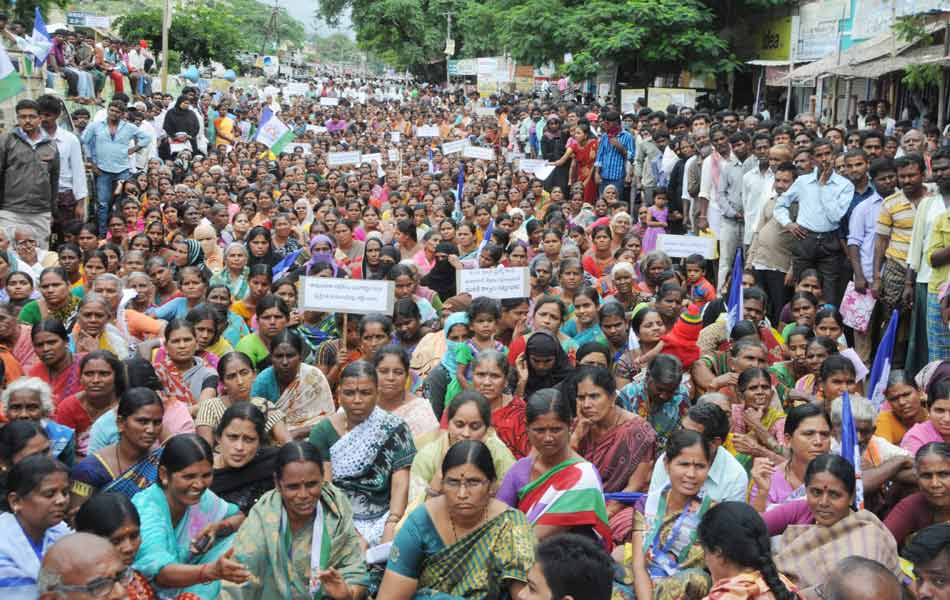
top-left (0, 72), bottom-right (947, 600)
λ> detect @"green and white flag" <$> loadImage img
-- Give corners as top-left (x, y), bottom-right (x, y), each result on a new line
top-left (255, 106), bottom-right (294, 155)
top-left (0, 44), bottom-right (24, 101)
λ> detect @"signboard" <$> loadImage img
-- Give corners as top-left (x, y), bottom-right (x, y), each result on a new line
top-left (67, 12), bottom-right (112, 28)
top-left (796, 1), bottom-right (841, 61)
top-left (463, 146), bottom-right (495, 161)
top-left (755, 16), bottom-right (793, 61)
top-left (656, 235), bottom-right (715, 258)
top-left (442, 139), bottom-right (468, 155)
top-left (319, 97), bottom-right (339, 106)
top-left (456, 267), bottom-right (529, 300)
top-left (646, 87), bottom-right (697, 110)
top-left (448, 59), bottom-right (477, 76)
top-left (514, 65), bottom-right (534, 93)
top-left (620, 89), bottom-right (646, 115)
top-left (284, 82), bottom-right (310, 96)
top-left (518, 158), bottom-right (547, 173)
top-left (416, 125), bottom-right (439, 137)
top-left (327, 151), bottom-right (361, 167)
top-left (300, 278), bottom-right (395, 315)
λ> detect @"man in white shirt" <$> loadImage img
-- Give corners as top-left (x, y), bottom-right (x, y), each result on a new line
top-left (741, 133), bottom-right (775, 248)
top-left (645, 398), bottom-right (748, 515)
top-left (37, 95), bottom-right (88, 243)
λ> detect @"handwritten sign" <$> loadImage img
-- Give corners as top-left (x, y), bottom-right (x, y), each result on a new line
top-left (462, 146), bottom-right (495, 161)
top-left (327, 151), bottom-right (362, 167)
top-left (457, 267), bottom-right (529, 300)
top-left (416, 125), bottom-right (439, 137)
top-left (442, 139), bottom-right (468, 155)
top-left (319, 97), bottom-right (339, 106)
top-left (300, 277), bottom-right (395, 315)
top-left (657, 234), bottom-right (715, 258)
top-left (284, 82), bottom-right (310, 96)
top-left (518, 158), bottom-right (546, 173)
top-left (362, 153), bottom-right (383, 165)
top-left (390, 131), bottom-right (401, 143)
top-left (284, 143), bottom-right (312, 155)
top-left (306, 125), bottom-right (328, 134)
top-left (388, 149), bottom-right (400, 163)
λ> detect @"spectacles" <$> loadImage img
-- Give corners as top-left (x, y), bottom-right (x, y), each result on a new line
top-left (15, 239), bottom-right (36, 247)
top-left (51, 566), bottom-right (133, 598)
top-left (443, 478), bottom-right (489, 491)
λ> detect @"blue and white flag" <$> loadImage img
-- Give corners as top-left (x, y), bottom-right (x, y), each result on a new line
top-left (455, 163), bottom-right (464, 217)
top-left (867, 309), bottom-right (899, 410)
top-left (475, 218), bottom-right (494, 263)
top-left (840, 391), bottom-right (864, 508)
top-left (272, 249), bottom-right (303, 280)
top-left (30, 7), bottom-right (52, 67)
top-left (725, 247), bottom-right (744, 336)
top-left (255, 106), bottom-right (294, 154)
top-left (427, 148), bottom-right (437, 174)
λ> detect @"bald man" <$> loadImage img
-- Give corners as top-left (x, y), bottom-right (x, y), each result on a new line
top-left (824, 556), bottom-right (901, 600)
top-left (38, 533), bottom-right (128, 600)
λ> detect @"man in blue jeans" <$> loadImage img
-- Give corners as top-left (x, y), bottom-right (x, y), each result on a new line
top-left (594, 111), bottom-right (635, 206)
top-left (81, 99), bottom-right (151, 235)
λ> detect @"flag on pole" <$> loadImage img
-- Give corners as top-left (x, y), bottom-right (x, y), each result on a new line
top-left (0, 44), bottom-right (24, 102)
top-left (475, 218), bottom-right (493, 263)
top-left (867, 308), bottom-right (899, 410)
top-left (272, 249), bottom-right (303, 280)
top-left (31, 7), bottom-right (51, 67)
top-left (725, 247), bottom-right (744, 336)
top-left (455, 163), bottom-right (464, 217)
top-left (254, 107), bottom-right (294, 155)
top-left (839, 391), bottom-right (864, 508)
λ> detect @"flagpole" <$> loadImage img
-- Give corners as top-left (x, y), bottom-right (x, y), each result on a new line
top-left (161, 0), bottom-right (170, 93)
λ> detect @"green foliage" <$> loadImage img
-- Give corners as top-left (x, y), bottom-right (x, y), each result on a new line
top-left (893, 15), bottom-right (932, 44)
top-left (903, 63), bottom-right (941, 91)
top-left (0, 0), bottom-right (70, 26)
top-left (222, 0), bottom-right (307, 52)
top-left (115, 4), bottom-right (243, 68)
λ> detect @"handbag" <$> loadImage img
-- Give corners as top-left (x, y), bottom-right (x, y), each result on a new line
top-left (879, 258), bottom-right (907, 309)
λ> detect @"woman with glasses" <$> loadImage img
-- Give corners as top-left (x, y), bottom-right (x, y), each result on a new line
top-left (222, 441), bottom-right (368, 600)
top-left (75, 492), bottom-right (200, 600)
top-left (378, 440), bottom-right (534, 599)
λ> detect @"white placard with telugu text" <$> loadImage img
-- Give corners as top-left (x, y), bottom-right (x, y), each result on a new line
top-left (327, 151), bottom-right (362, 167)
top-left (518, 158), bottom-right (546, 173)
top-left (416, 125), bottom-right (439, 137)
top-left (462, 146), bottom-right (495, 161)
top-left (319, 97), bottom-right (339, 106)
top-left (300, 277), bottom-right (395, 315)
top-left (657, 234), bottom-right (715, 258)
top-left (456, 267), bottom-right (529, 299)
top-left (442, 139), bottom-right (468, 155)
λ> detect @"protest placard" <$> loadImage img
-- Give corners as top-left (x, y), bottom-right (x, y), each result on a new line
top-left (327, 151), bottom-right (362, 167)
top-left (390, 131), bottom-right (401, 143)
top-left (456, 267), bottom-right (529, 299)
top-left (388, 149), bottom-right (400, 163)
top-left (362, 153), bottom-right (383, 165)
top-left (462, 146), bottom-right (495, 161)
top-left (416, 125), bottom-right (439, 137)
top-left (284, 143), bottom-right (312, 155)
top-left (319, 97), bottom-right (339, 106)
top-left (306, 125), bottom-right (328, 134)
top-left (300, 278), bottom-right (395, 315)
top-left (474, 106), bottom-right (496, 117)
top-left (656, 235), bottom-right (715, 258)
top-left (518, 158), bottom-right (546, 173)
top-left (442, 139), bottom-right (468, 155)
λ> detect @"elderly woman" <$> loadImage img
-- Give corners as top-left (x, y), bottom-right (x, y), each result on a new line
top-left (885, 442), bottom-right (950, 545)
top-left (70, 292), bottom-right (132, 360)
top-left (617, 354), bottom-right (691, 451)
top-left (210, 243), bottom-right (251, 301)
top-left (1, 377), bottom-right (75, 465)
top-left (637, 251), bottom-right (674, 301)
top-left (829, 394), bottom-right (914, 508)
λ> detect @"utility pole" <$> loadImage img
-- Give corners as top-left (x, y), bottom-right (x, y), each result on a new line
top-left (444, 11), bottom-right (453, 88)
top-left (161, 0), bottom-right (170, 93)
top-left (274, 0), bottom-right (280, 78)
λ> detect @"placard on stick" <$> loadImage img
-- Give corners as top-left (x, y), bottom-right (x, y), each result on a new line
top-left (300, 278), bottom-right (395, 315)
top-left (456, 267), bottom-right (529, 299)
top-left (327, 151), bottom-right (362, 167)
top-left (656, 234), bottom-right (715, 258)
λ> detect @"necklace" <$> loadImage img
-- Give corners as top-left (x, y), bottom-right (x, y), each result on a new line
top-left (114, 445), bottom-right (127, 475)
top-left (450, 504), bottom-right (488, 543)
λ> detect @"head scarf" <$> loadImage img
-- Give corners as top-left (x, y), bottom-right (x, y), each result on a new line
top-left (360, 238), bottom-right (386, 280)
top-left (378, 245), bottom-right (401, 280)
top-left (439, 312), bottom-right (470, 375)
top-left (305, 234), bottom-right (337, 276)
top-left (421, 241), bottom-right (459, 301)
top-left (524, 331), bottom-right (571, 397)
top-left (660, 303), bottom-right (703, 369)
top-left (163, 96), bottom-right (200, 139)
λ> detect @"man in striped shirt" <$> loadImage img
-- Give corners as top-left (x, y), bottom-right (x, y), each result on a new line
top-left (594, 111), bottom-right (635, 205)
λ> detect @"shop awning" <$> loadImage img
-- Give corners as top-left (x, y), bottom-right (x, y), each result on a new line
top-left (827, 44), bottom-right (950, 79)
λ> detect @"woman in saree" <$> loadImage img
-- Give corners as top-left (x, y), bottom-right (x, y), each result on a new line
top-left (0, 303), bottom-right (38, 371)
top-left (229, 264), bottom-right (273, 330)
top-left (762, 454), bottom-right (900, 596)
top-left (17, 267), bottom-right (81, 327)
top-left (379, 439), bottom-right (535, 599)
top-left (410, 391), bottom-right (515, 508)
top-left (70, 387), bottom-right (164, 511)
top-left (222, 440), bottom-right (367, 600)
top-left (570, 365), bottom-right (656, 545)
top-left (375, 344), bottom-right (439, 439)
top-left (497, 388), bottom-right (611, 546)
top-left (132, 433), bottom-right (250, 599)
top-left (210, 403), bottom-right (279, 515)
top-left (472, 350), bottom-right (530, 459)
top-left (234, 293), bottom-right (290, 372)
top-left (150, 267), bottom-right (212, 323)
top-left (508, 297), bottom-right (578, 367)
top-left (568, 122), bottom-right (599, 203)
top-left (1, 377), bottom-right (75, 465)
top-left (70, 292), bottom-right (132, 360)
top-left (76, 492), bottom-right (202, 600)
top-left (627, 429), bottom-right (714, 600)
top-left (207, 285), bottom-right (250, 348)
top-left (209, 243), bottom-right (251, 302)
top-left (196, 352), bottom-right (290, 448)
top-left (750, 404), bottom-right (832, 512)
top-left (729, 368), bottom-right (787, 472)
top-left (251, 329), bottom-right (334, 439)
top-left (0, 455), bottom-right (71, 600)
top-left (884, 442), bottom-right (950, 546)
top-left (54, 350), bottom-right (126, 459)
top-left (308, 360), bottom-right (416, 547)
top-left (560, 286), bottom-right (607, 348)
top-left (699, 502), bottom-right (799, 600)
top-left (154, 319), bottom-right (219, 413)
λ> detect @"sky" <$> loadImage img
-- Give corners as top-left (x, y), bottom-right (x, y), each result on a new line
top-left (274, 0), bottom-right (353, 37)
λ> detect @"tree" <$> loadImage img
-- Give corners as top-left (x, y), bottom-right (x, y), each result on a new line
top-left (0, 0), bottom-right (69, 26)
top-left (115, 4), bottom-right (244, 69)
top-left (225, 0), bottom-right (308, 52)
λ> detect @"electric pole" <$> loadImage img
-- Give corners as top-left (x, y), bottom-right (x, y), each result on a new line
top-left (444, 11), bottom-right (453, 88)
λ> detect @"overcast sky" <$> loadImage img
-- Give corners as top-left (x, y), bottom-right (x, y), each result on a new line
top-left (274, 0), bottom-right (353, 37)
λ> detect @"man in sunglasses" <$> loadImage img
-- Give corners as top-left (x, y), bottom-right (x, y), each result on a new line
top-left (38, 533), bottom-right (128, 600)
